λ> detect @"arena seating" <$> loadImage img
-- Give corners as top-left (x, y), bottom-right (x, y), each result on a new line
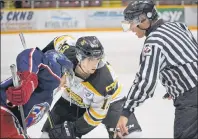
top-left (1, 0), bottom-right (197, 9)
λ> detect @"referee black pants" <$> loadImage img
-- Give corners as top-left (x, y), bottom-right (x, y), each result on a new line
top-left (174, 85), bottom-right (198, 138)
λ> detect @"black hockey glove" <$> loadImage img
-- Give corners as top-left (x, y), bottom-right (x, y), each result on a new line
top-left (48, 121), bottom-right (77, 139)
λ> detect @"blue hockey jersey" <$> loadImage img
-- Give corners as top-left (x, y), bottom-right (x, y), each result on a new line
top-left (0, 47), bottom-right (66, 128)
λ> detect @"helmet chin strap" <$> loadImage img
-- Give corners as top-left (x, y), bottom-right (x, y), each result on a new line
top-left (78, 62), bottom-right (87, 74)
top-left (137, 19), bottom-right (152, 32)
top-left (75, 61), bottom-right (90, 80)
top-left (76, 55), bottom-right (89, 74)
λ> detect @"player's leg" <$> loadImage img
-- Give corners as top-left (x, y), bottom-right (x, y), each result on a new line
top-left (41, 96), bottom-right (86, 139)
top-left (102, 98), bottom-right (142, 138)
top-left (174, 86), bottom-right (197, 138)
top-left (41, 97), bottom-right (80, 132)
top-left (0, 106), bottom-right (29, 138)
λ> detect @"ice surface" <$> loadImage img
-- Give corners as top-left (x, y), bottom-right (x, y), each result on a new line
top-left (1, 31), bottom-right (197, 138)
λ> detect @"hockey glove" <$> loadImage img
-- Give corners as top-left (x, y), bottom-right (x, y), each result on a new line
top-left (6, 71), bottom-right (38, 105)
top-left (48, 121), bottom-right (77, 139)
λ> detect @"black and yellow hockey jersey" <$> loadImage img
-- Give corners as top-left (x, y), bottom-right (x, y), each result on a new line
top-left (42, 35), bottom-right (125, 133)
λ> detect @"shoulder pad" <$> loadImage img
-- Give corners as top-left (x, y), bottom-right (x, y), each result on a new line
top-left (53, 35), bottom-right (76, 52)
top-left (84, 64), bottom-right (118, 96)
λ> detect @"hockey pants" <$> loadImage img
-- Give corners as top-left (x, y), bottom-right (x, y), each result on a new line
top-left (0, 106), bottom-right (29, 138)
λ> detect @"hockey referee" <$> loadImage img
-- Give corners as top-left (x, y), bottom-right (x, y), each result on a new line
top-left (115, 0), bottom-right (198, 138)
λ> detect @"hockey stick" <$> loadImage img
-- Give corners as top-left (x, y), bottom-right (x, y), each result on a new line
top-left (10, 64), bottom-right (27, 134)
top-left (19, 32), bottom-right (55, 128)
top-left (47, 110), bottom-right (55, 128)
top-left (19, 33), bottom-right (27, 49)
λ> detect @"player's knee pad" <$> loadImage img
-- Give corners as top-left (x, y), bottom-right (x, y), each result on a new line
top-left (123, 130), bottom-right (143, 138)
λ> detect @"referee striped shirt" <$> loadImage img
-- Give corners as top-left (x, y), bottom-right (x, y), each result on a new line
top-left (122, 20), bottom-right (198, 116)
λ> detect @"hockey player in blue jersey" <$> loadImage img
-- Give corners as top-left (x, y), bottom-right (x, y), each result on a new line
top-left (0, 47), bottom-right (73, 138)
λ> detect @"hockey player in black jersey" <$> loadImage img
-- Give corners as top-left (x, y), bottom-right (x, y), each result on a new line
top-left (41, 35), bottom-right (142, 138)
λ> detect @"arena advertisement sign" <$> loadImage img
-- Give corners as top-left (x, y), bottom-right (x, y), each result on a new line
top-left (86, 8), bottom-right (124, 28)
top-left (157, 7), bottom-right (184, 22)
top-left (1, 10), bottom-right (36, 31)
top-left (86, 7), bottom-right (185, 28)
top-left (1, 9), bottom-right (86, 32)
top-left (184, 7), bottom-right (197, 26)
top-left (1, 6), bottom-right (196, 33)
top-left (42, 10), bottom-right (86, 30)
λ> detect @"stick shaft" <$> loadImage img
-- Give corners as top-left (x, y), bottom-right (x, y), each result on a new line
top-left (47, 110), bottom-right (55, 128)
top-left (10, 64), bottom-right (19, 87)
top-left (19, 33), bottom-right (27, 49)
top-left (10, 64), bottom-right (27, 134)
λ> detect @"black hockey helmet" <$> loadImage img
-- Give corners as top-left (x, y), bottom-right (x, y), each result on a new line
top-left (122, 0), bottom-right (158, 31)
top-left (75, 36), bottom-right (104, 61)
top-left (124, 0), bottom-right (158, 21)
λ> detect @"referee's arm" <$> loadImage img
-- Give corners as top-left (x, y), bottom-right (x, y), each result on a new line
top-left (122, 44), bottom-right (162, 117)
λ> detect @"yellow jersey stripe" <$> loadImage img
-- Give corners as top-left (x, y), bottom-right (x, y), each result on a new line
top-left (106, 63), bottom-right (112, 71)
top-left (82, 82), bottom-right (102, 96)
top-left (84, 112), bottom-right (101, 126)
top-left (89, 107), bottom-right (106, 120)
top-left (112, 85), bottom-right (122, 100)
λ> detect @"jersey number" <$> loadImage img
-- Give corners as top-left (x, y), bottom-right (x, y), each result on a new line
top-left (101, 98), bottom-right (108, 110)
top-left (59, 45), bottom-right (69, 54)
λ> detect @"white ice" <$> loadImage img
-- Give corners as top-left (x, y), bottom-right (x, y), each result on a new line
top-left (1, 31), bottom-right (197, 138)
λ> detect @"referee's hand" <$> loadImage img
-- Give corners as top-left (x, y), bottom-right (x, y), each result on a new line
top-left (163, 93), bottom-right (172, 100)
top-left (114, 116), bottom-right (129, 138)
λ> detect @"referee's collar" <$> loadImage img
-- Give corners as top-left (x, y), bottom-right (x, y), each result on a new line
top-left (146, 19), bottom-right (165, 36)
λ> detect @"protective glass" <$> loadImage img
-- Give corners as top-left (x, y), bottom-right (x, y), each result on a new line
top-left (76, 49), bottom-right (103, 59)
top-left (76, 49), bottom-right (105, 69)
top-left (121, 14), bottom-right (147, 32)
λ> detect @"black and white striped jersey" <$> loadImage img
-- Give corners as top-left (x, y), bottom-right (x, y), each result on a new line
top-left (122, 20), bottom-right (198, 116)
